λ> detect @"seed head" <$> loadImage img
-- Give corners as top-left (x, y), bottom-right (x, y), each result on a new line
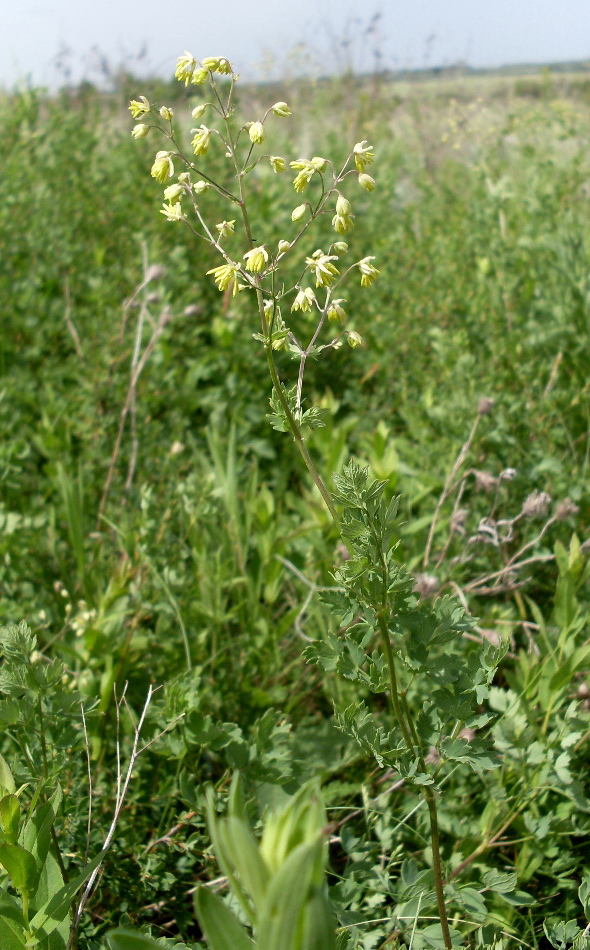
top-left (477, 396), bottom-right (495, 415)
top-left (521, 490), bottom-right (552, 519)
top-left (555, 498), bottom-right (579, 520)
top-left (473, 469), bottom-right (498, 494)
top-left (413, 573), bottom-right (440, 600)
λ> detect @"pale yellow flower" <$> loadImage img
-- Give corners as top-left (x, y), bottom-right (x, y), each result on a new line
top-left (243, 246), bottom-right (269, 272)
top-left (290, 159), bottom-right (315, 192)
top-left (159, 106), bottom-right (174, 120)
top-left (164, 183), bottom-right (183, 202)
top-left (175, 52), bottom-right (197, 85)
top-left (332, 214), bottom-right (353, 235)
top-left (291, 288), bottom-right (316, 312)
top-left (160, 202), bottom-right (184, 221)
top-left (207, 263), bottom-right (240, 295)
top-left (129, 96), bottom-right (150, 118)
top-left (151, 151), bottom-right (174, 183)
top-left (277, 240), bottom-right (290, 254)
top-left (306, 253), bottom-right (340, 287)
top-left (358, 256), bottom-right (380, 287)
top-left (270, 155), bottom-right (285, 173)
top-left (131, 123), bottom-right (149, 139)
top-left (216, 220), bottom-right (235, 239)
top-left (347, 330), bottom-right (363, 347)
top-left (191, 103), bottom-right (208, 120)
top-left (353, 140), bottom-right (374, 171)
top-left (191, 125), bottom-right (211, 155)
top-left (191, 68), bottom-right (209, 85)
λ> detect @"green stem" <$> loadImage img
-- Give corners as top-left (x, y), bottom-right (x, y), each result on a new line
top-left (376, 612), bottom-right (414, 752)
top-left (425, 787), bottom-right (453, 950)
top-left (225, 117), bottom-right (339, 527)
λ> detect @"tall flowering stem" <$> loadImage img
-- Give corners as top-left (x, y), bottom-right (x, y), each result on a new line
top-left (130, 55), bottom-right (456, 950)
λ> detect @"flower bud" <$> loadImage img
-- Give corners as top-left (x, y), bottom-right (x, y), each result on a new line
top-left (194, 180), bottom-right (210, 193)
top-left (358, 173), bottom-right (376, 191)
top-left (272, 101), bottom-right (292, 117)
top-left (269, 155), bottom-right (285, 173)
top-left (336, 195), bottom-right (351, 216)
top-left (159, 106), bottom-right (174, 120)
top-left (192, 103), bottom-right (207, 119)
top-left (248, 121), bottom-right (264, 144)
top-left (327, 299), bottom-right (346, 321)
top-left (178, 171), bottom-right (191, 183)
top-left (278, 240), bottom-right (290, 254)
top-left (164, 183), bottom-right (183, 202)
top-left (347, 330), bottom-right (363, 347)
top-left (131, 123), bottom-right (149, 139)
top-left (292, 204), bottom-right (307, 222)
top-left (333, 242), bottom-right (348, 253)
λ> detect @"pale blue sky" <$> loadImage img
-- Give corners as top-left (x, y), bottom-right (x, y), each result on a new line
top-left (3, 0), bottom-right (590, 89)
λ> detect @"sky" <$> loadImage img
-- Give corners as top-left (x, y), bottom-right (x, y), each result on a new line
top-left (2, 0), bottom-right (590, 89)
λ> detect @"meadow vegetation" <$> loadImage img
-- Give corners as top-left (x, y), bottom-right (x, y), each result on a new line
top-left (0, 62), bottom-right (590, 949)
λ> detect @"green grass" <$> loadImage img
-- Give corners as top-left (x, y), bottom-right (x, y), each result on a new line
top-left (0, 69), bottom-right (589, 948)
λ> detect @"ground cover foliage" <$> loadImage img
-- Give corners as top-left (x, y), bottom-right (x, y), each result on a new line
top-left (0, 64), bottom-right (590, 948)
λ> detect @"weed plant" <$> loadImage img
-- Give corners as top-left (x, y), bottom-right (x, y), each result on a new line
top-left (0, 58), bottom-right (589, 950)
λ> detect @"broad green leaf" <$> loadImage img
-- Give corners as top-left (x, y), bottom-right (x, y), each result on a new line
top-left (0, 796), bottom-right (20, 845)
top-left (108, 928), bottom-right (166, 949)
top-left (21, 785), bottom-right (63, 887)
top-left (0, 915), bottom-right (27, 950)
top-left (29, 847), bottom-right (105, 937)
top-left (257, 839), bottom-right (323, 950)
top-left (194, 887), bottom-right (254, 950)
top-left (218, 818), bottom-right (269, 911)
top-left (579, 877), bottom-right (590, 920)
top-left (0, 756), bottom-right (15, 795)
top-left (0, 843), bottom-right (37, 895)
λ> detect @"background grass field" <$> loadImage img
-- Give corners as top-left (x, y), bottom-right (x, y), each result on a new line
top-left (1, 65), bottom-right (590, 948)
